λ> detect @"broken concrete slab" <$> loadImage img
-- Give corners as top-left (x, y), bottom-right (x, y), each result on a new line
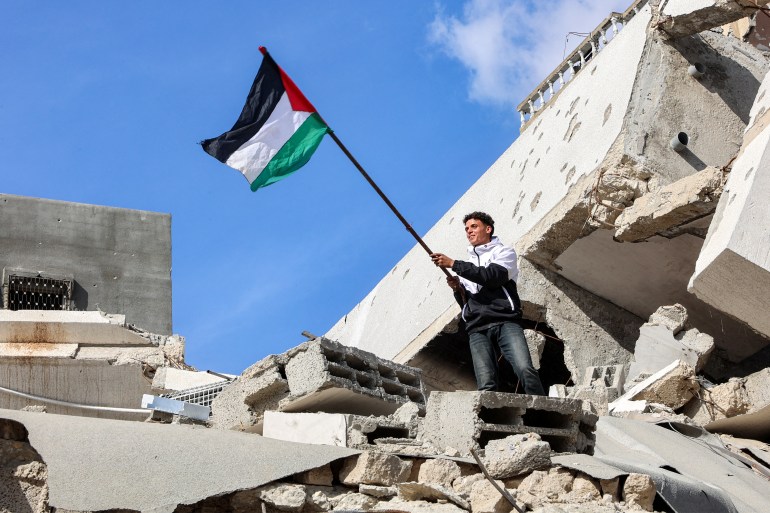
top-left (481, 433), bottom-right (552, 479)
top-left (628, 324), bottom-right (714, 380)
top-left (209, 366), bottom-right (289, 431)
top-left (0, 408), bottom-right (359, 512)
top-left (659, 0), bottom-right (770, 39)
top-left (423, 391), bottom-right (597, 456)
top-left (416, 458), bottom-right (462, 487)
top-left (610, 360), bottom-right (698, 413)
top-left (647, 304), bottom-right (688, 335)
top-left (263, 411), bottom-right (347, 447)
top-left (614, 166), bottom-right (725, 243)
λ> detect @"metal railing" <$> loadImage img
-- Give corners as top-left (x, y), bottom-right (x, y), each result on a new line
top-left (516, 0), bottom-right (649, 130)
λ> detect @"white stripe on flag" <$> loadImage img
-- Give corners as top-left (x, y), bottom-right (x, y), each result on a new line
top-left (225, 93), bottom-right (311, 184)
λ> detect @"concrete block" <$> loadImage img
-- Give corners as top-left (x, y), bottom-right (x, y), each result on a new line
top-left (140, 395), bottom-right (209, 422)
top-left (568, 385), bottom-right (609, 416)
top-left (689, 69), bottom-right (770, 342)
top-left (422, 391), bottom-right (596, 456)
top-left (209, 367), bottom-right (289, 431)
top-left (281, 338), bottom-right (426, 417)
top-left (262, 411), bottom-right (347, 447)
top-left (481, 433), bottom-right (551, 479)
top-left (339, 451), bottom-right (412, 486)
top-left (346, 414), bottom-right (418, 449)
top-left (582, 365), bottom-right (626, 402)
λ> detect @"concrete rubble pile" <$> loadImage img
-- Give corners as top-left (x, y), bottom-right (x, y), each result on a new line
top-left (5, 1), bottom-right (770, 512)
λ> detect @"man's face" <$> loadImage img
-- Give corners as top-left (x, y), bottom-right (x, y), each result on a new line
top-left (465, 218), bottom-right (492, 246)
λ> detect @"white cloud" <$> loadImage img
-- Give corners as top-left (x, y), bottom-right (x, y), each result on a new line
top-left (429, 0), bottom-right (631, 106)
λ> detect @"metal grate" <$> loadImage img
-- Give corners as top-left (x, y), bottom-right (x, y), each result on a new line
top-left (162, 380), bottom-right (233, 408)
top-left (7, 274), bottom-right (72, 311)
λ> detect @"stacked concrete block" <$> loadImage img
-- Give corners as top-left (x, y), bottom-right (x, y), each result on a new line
top-left (422, 391), bottom-right (597, 457)
top-left (210, 338), bottom-right (426, 432)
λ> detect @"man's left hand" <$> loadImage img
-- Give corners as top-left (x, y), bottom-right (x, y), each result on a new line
top-left (430, 253), bottom-right (455, 268)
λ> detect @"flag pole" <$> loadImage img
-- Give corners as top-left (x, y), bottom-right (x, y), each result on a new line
top-left (325, 130), bottom-right (453, 279)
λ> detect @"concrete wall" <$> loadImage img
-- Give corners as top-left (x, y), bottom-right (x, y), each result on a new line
top-left (689, 71), bottom-right (770, 339)
top-left (326, 6), bottom-right (653, 358)
top-left (0, 194), bottom-right (171, 334)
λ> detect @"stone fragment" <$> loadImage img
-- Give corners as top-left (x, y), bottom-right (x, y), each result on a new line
top-left (631, 360), bottom-right (698, 409)
top-left (339, 451), bottom-right (412, 486)
top-left (744, 368), bottom-right (770, 413)
top-left (359, 484), bottom-right (397, 499)
top-left (516, 468), bottom-right (574, 509)
top-left (392, 401), bottom-right (421, 424)
top-left (682, 378), bottom-right (749, 424)
top-left (676, 329), bottom-right (715, 372)
top-left (568, 475), bottom-right (601, 502)
top-left (398, 482), bottom-right (470, 510)
top-left (481, 434), bottom-right (551, 479)
top-left (373, 498), bottom-right (467, 513)
top-left (304, 486), bottom-right (351, 512)
top-left (525, 329), bottom-right (546, 370)
top-left (294, 464), bottom-right (334, 486)
top-left (648, 304), bottom-right (688, 335)
top-left (469, 479), bottom-right (512, 513)
top-left (622, 473), bottom-right (655, 511)
top-left (333, 492), bottom-right (378, 511)
top-left (417, 458), bottom-right (462, 487)
top-left (452, 473), bottom-right (485, 496)
top-left (0, 419), bottom-right (48, 513)
top-left (257, 483), bottom-right (307, 512)
top-left (230, 489), bottom-right (262, 512)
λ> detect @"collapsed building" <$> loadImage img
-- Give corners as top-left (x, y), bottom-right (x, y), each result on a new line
top-left (3, 1), bottom-right (770, 512)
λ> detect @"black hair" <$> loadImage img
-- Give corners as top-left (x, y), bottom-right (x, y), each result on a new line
top-left (463, 211), bottom-right (495, 236)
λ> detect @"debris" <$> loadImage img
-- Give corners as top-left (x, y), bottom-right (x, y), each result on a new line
top-left (417, 458), bottom-right (462, 487)
top-left (481, 434), bottom-right (552, 479)
top-left (397, 482), bottom-right (470, 510)
top-left (339, 451), bottom-right (412, 486)
top-left (621, 473), bottom-right (655, 511)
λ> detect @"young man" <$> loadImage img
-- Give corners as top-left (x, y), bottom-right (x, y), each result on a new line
top-left (431, 211), bottom-right (545, 395)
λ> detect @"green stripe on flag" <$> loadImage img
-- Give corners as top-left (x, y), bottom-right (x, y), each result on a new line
top-left (250, 113), bottom-right (329, 191)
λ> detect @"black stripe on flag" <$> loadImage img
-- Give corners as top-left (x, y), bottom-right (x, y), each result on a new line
top-left (202, 54), bottom-right (285, 163)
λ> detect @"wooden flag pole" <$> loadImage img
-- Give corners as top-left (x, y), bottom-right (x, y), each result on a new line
top-left (325, 130), bottom-right (453, 279)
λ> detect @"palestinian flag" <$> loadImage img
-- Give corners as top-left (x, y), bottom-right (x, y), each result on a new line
top-left (202, 47), bottom-right (329, 191)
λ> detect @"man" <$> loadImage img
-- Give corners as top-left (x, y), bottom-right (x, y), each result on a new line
top-left (431, 211), bottom-right (545, 395)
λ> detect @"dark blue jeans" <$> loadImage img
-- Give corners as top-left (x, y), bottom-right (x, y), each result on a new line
top-left (469, 322), bottom-right (545, 395)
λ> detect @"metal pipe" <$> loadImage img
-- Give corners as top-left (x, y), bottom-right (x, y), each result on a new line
top-left (670, 132), bottom-right (689, 152)
top-left (0, 384), bottom-right (150, 414)
top-left (688, 63), bottom-right (705, 79)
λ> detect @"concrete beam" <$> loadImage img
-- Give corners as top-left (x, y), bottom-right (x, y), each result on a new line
top-left (689, 70), bottom-right (770, 339)
top-left (660, 0), bottom-right (770, 39)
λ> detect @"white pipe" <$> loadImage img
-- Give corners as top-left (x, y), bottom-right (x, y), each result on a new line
top-left (0, 385), bottom-right (150, 414)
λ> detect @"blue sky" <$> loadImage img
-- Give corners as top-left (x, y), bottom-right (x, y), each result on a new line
top-left (1, 1), bottom-right (628, 374)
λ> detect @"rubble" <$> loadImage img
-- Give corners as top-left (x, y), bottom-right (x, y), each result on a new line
top-left (621, 473), bottom-right (655, 512)
top-left (481, 434), bottom-right (551, 479)
top-left (0, 417), bottom-right (49, 513)
top-left (339, 451), bottom-right (413, 486)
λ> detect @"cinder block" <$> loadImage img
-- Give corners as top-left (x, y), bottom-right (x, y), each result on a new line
top-left (346, 414), bottom-right (420, 449)
top-left (422, 391), bottom-right (596, 456)
top-left (280, 338), bottom-right (426, 416)
top-left (582, 365), bottom-right (627, 401)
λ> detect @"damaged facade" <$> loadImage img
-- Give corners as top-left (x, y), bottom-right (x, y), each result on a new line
top-left (4, 1), bottom-right (770, 512)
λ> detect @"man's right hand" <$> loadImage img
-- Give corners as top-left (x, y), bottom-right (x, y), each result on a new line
top-left (446, 276), bottom-right (461, 290)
